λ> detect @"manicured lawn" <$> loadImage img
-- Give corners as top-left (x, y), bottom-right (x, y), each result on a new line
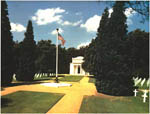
top-left (34, 76), bottom-right (54, 81)
top-left (89, 77), bottom-right (96, 83)
top-left (59, 76), bottom-right (83, 82)
top-left (80, 91), bottom-right (149, 113)
top-left (1, 91), bottom-right (64, 113)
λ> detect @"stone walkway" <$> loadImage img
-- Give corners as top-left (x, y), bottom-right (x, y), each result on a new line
top-left (1, 76), bottom-right (97, 113)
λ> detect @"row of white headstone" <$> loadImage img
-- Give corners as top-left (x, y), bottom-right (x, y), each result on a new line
top-left (12, 73), bottom-right (56, 80)
top-left (34, 73), bottom-right (56, 78)
top-left (133, 89), bottom-right (149, 103)
top-left (133, 77), bottom-right (150, 87)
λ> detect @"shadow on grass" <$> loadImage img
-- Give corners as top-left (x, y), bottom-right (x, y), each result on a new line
top-left (1, 98), bottom-right (12, 108)
top-left (2, 79), bottom-right (52, 88)
top-left (2, 76), bottom-right (65, 88)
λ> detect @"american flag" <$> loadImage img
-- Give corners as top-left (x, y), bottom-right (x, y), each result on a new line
top-left (58, 33), bottom-right (66, 46)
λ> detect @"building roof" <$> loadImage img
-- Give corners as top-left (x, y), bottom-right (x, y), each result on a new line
top-left (73, 56), bottom-right (84, 60)
top-left (72, 56), bottom-right (84, 64)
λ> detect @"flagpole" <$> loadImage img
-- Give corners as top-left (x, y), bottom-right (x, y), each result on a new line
top-left (56, 28), bottom-right (59, 83)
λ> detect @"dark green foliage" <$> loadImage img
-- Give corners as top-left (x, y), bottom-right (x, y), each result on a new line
top-left (1, 1), bottom-right (14, 85)
top-left (35, 41), bottom-right (86, 74)
top-left (84, 2), bottom-right (135, 96)
top-left (82, 39), bottom-right (97, 75)
top-left (58, 46), bottom-right (68, 74)
top-left (127, 29), bottom-right (149, 79)
top-left (35, 40), bottom-right (56, 73)
top-left (96, 2), bottom-right (134, 96)
top-left (16, 20), bottom-right (36, 81)
top-left (83, 7), bottom-right (110, 76)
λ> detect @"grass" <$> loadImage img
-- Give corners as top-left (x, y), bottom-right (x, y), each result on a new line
top-left (34, 76), bottom-right (55, 81)
top-left (1, 91), bottom-right (64, 113)
top-left (80, 91), bottom-right (149, 113)
top-left (59, 76), bottom-right (83, 82)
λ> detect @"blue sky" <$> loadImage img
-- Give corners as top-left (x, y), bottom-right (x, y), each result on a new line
top-left (7, 1), bottom-right (149, 49)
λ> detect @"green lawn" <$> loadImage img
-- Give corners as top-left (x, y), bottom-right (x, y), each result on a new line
top-left (1, 91), bottom-right (64, 113)
top-left (34, 76), bottom-right (55, 81)
top-left (59, 76), bottom-right (83, 82)
top-left (80, 91), bottom-right (149, 113)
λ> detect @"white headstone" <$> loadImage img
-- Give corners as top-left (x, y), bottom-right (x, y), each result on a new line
top-left (147, 78), bottom-right (150, 87)
top-left (40, 74), bottom-right (42, 78)
top-left (142, 90), bottom-right (148, 103)
top-left (135, 78), bottom-right (142, 86)
top-left (36, 74), bottom-right (38, 78)
top-left (13, 74), bottom-right (16, 80)
top-left (133, 89), bottom-right (138, 97)
top-left (141, 78), bottom-right (146, 86)
top-left (134, 77), bottom-right (138, 82)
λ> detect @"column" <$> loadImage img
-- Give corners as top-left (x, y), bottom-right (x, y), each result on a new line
top-left (70, 63), bottom-right (74, 74)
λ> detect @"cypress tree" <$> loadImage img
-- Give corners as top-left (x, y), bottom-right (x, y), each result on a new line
top-left (83, 8), bottom-right (109, 76)
top-left (127, 29), bottom-right (149, 79)
top-left (94, 7), bottom-right (109, 79)
top-left (16, 20), bottom-right (36, 81)
top-left (96, 2), bottom-right (134, 96)
top-left (1, 1), bottom-right (14, 85)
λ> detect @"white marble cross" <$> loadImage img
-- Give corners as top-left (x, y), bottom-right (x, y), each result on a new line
top-left (142, 90), bottom-right (148, 103)
top-left (141, 78), bottom-right (146, 86)
top-left (133, 89), bottom-right (138, 97)
top-left (147, 78), bottom-right (150, 87)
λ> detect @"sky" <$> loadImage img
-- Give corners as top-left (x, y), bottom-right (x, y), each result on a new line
top-left (7, 1), bottom-right (149, 49)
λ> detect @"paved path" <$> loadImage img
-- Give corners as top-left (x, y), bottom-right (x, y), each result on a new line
top-left (1, 76), bottom-right (97, 113)
top-left (47, 76), bottom-right (96, 113)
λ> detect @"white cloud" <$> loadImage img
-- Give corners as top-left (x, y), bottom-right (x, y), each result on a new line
top-left (125, 8), bottom-right (136, 25)
top-left (73, 20), bottom-right (82, 26)
top-left (77, 41), bottom-right (90, 49)
top-left (32, 7), bottom-right (65, 25)
top-left (108, 8), bottom-right (113, 18)
top-left (127, 18), bottom-right (133, 25)
top-left (108, 8), bottom-right (136, 25)
top-left (125, 8), bottom-right (136, 18)
top-left (75, 12), bottom-right (82, 15)
top-left (80, 15), bottom-right (101, 32)
top-left (62, 21), bottom-right (71, 25)
top-left (10, 23), bottom-right (26, 32)
top-left (108, 8), bottom-right (136, 18)
top-left (51, 28), bottom-right (64, 35)
top-left (65, 12), bottom-right (69, 14)
top-left (61, 20), bottom-right (82, 26)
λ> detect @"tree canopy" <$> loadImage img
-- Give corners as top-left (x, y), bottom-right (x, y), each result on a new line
top-left (1, 1), bottom-right (15, 85)
top-left (16, 20), bottom-right (36, 81)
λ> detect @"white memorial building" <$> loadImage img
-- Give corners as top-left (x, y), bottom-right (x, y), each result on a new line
top-left (70, 56), bottom-right (89, 75)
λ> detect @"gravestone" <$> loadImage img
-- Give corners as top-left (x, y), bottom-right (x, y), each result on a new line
top-left (147, 78), bottom-right (150, 87)
top-left (133, 89), bottom-right (138, 97)
top-left (141, 78), bottom-right (146, 86)
top-left (142, 90), bottom-right (148, 103)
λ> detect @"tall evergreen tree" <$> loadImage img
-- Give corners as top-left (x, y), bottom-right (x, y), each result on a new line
top-left (127, 29), bottom-right (149, 79)
top-left (96, 2), bottom-right (134, 96)
top-left (16, 20), bottom-right (36, 81)
top-left (1, 1), bottom-right (15, 85)
top-left (83, 7), bottom-right (109, 76)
